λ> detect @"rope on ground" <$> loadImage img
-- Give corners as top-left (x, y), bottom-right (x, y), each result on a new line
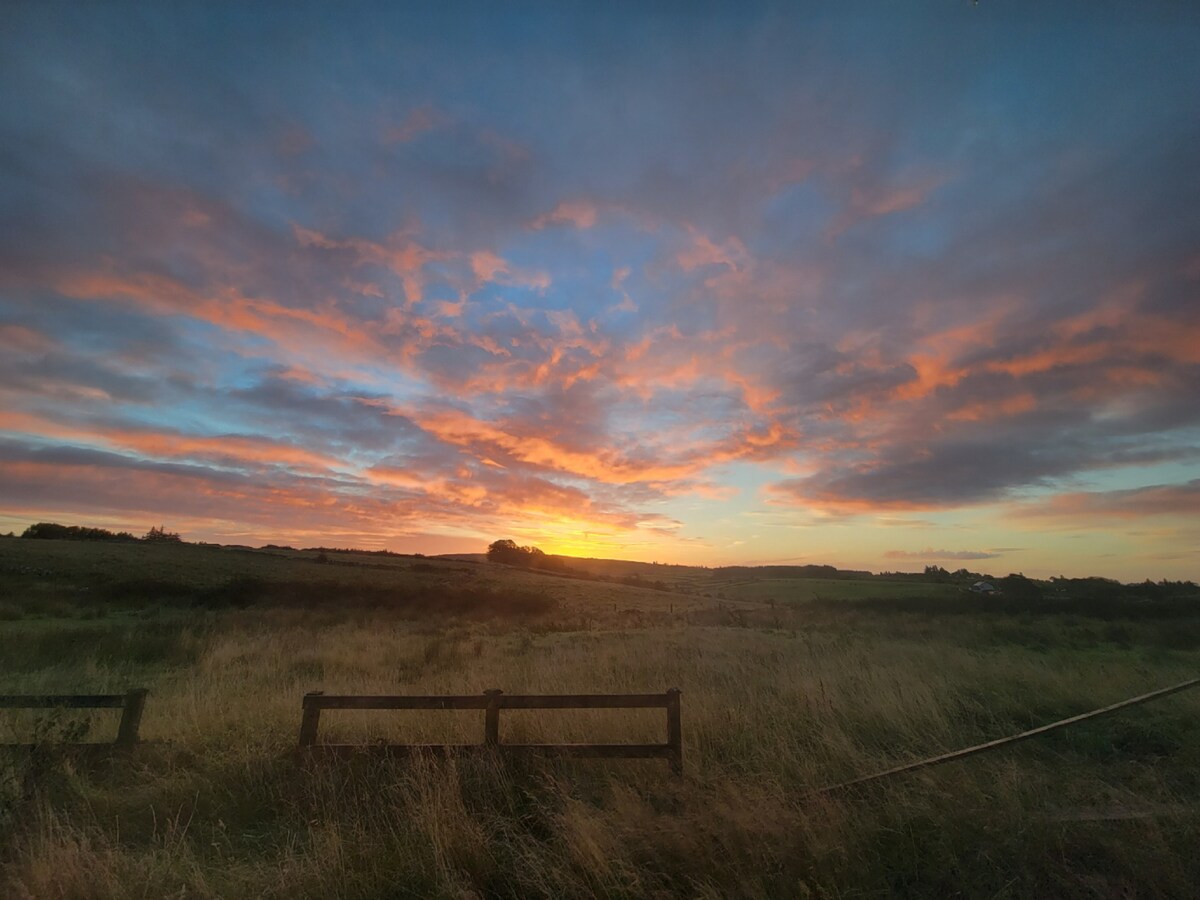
top-left (809, 676), bottom-right (1200, 797)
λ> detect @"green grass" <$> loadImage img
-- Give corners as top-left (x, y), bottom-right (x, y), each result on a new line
top-left (710, 576), bottom-right (963, 605)
top-left (1, 539), bottom-right (1198, 898)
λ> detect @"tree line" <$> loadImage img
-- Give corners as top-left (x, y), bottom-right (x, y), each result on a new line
top-left (20, 522), bottom-right (182, 543)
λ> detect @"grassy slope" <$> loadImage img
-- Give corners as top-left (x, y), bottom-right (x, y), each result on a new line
top-left (1, 538), bottom-right (1198, 898)
top-left (708, 576), bottom-right (963, 604)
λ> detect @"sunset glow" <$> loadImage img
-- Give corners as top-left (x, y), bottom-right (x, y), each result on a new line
top-left (2, 4), bottom-right (1198, 579)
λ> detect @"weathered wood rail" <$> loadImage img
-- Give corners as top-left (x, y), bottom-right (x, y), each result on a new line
top-left (0, 689), bottom-right (147, 748)
top-left (298, 687), bottom-right (684, 774)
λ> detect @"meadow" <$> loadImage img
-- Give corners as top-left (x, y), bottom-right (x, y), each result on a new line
top-left (1, 537), bottom-right (1198, 898)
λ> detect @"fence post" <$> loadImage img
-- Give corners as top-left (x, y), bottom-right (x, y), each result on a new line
top-left (115, 688), bottom-right (147, 747)
top-left (299, 691), bottom-right (324, 748)
top-left (484, 689), bottom-right (503, 746)
top-left (666, 687), bottom-right (683, 776)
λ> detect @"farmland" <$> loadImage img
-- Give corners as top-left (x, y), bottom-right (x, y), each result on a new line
top-left (1, 537), bottom-right (1198, 898)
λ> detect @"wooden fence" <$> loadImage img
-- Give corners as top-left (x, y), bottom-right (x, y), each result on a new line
top-left (4, 679), bottom-right (1200, 791)
top-left (0, 689), bottom-right (147, 748)
top-left (298, 687), bottom-right (684, 774)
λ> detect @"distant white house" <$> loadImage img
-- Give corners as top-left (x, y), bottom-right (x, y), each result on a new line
top-left (969, 581), bottom-right (998, 594)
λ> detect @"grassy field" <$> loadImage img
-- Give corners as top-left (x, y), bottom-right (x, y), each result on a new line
top-left (704, 576), bottom-right (963, 605)
top-left (1, 538), bottom-right (1198, 898)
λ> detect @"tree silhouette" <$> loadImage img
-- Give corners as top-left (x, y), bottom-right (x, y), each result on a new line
top-left (486, 539), bottom-right (568, 572)
top-left (143, 525), bottom-right (182, 543)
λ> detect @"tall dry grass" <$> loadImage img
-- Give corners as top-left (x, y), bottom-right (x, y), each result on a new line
top-left (2, 576), bottom-right (1199, 896)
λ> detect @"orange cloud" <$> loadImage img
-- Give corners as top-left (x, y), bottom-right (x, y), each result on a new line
top-left (944, 392), bottom-right (1037, 422)
top-left (985, 343), bottom-right (1111, 378)
top-left (415, 406), bottom-right (796, 487)
top-left (3, 444), bottom-right (652, 543)
top-left (0, 410), bottom-right (344, 473)
top-left (293, 225), bottom-right (440, 306)
top-left (51, 265), bottom-right (414, 385)
top-left (987, 309), bottom-right (1200, 380)
top-left (888, 302), bottom-right (1018, 403)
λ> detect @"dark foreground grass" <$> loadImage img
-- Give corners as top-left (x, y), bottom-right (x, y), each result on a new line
top-left (1, 540), bottom-right (1198, 898)
top-left (3, 727), bottom-right (1196, 899)
top-left (103, 575), bottom-right (556, 618)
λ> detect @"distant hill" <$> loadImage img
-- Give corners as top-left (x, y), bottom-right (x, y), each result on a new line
top-left (439, 551), bottom-right (717, 594)
top-left (710, 564), bottom-right (872, 581)
top-left (436, 552), bottom-right (706, 580)
top-left (437, 553), bottom-right (882, 583)
top-left (438, 553), bottom-right (489, 564)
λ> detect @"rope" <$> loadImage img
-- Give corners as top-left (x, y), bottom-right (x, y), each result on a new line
top-left (810, 676), bottom-right (1200, 797)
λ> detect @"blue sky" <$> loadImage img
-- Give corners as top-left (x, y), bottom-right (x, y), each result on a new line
top-left (2, 2), bottom-right (1198, 579)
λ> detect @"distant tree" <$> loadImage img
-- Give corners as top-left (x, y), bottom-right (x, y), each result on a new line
top-left (23, 522), bottom-right (66, 540)
top-left (487, 539), bottom-right (526, 565)
top-left (486, 539), bottom-right (572, 572)
top-left (997, 572), bottom-right (1043, 602)
top-left (143, 525), bottom-right (182, 543)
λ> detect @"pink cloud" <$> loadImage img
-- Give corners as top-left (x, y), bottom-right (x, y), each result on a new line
top-left (384, 105), bottom-right (449, 144)
top-left (1008, 482), bottom-right (1200, 522)
top-left (531, 200), bottom-right (600, 230)
top-left (826, 174), bottom-right (946, 239)
top-left (675, 227), bottom-right (748, 272)
top-left (0, 324), bottom-right (56, 355)
top-left (293, 225), bottom-right (440, 306)
top-left (469, 250), bottom-right (551, 292)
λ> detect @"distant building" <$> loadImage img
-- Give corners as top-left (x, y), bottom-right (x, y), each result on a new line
top-left (969, 581), bottom-right (998, 594)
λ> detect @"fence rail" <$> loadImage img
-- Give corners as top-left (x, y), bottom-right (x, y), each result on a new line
top-left (298, 688), bottom-right (684, 774)
top-left (0, 689), bottom-right (147, 747)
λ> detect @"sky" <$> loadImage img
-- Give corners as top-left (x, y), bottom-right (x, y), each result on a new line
top-left (1, 2), bottom-right (1198, 581)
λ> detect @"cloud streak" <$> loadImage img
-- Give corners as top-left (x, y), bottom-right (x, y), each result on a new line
top-left (884, 549), bottom-right (1002, 561)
